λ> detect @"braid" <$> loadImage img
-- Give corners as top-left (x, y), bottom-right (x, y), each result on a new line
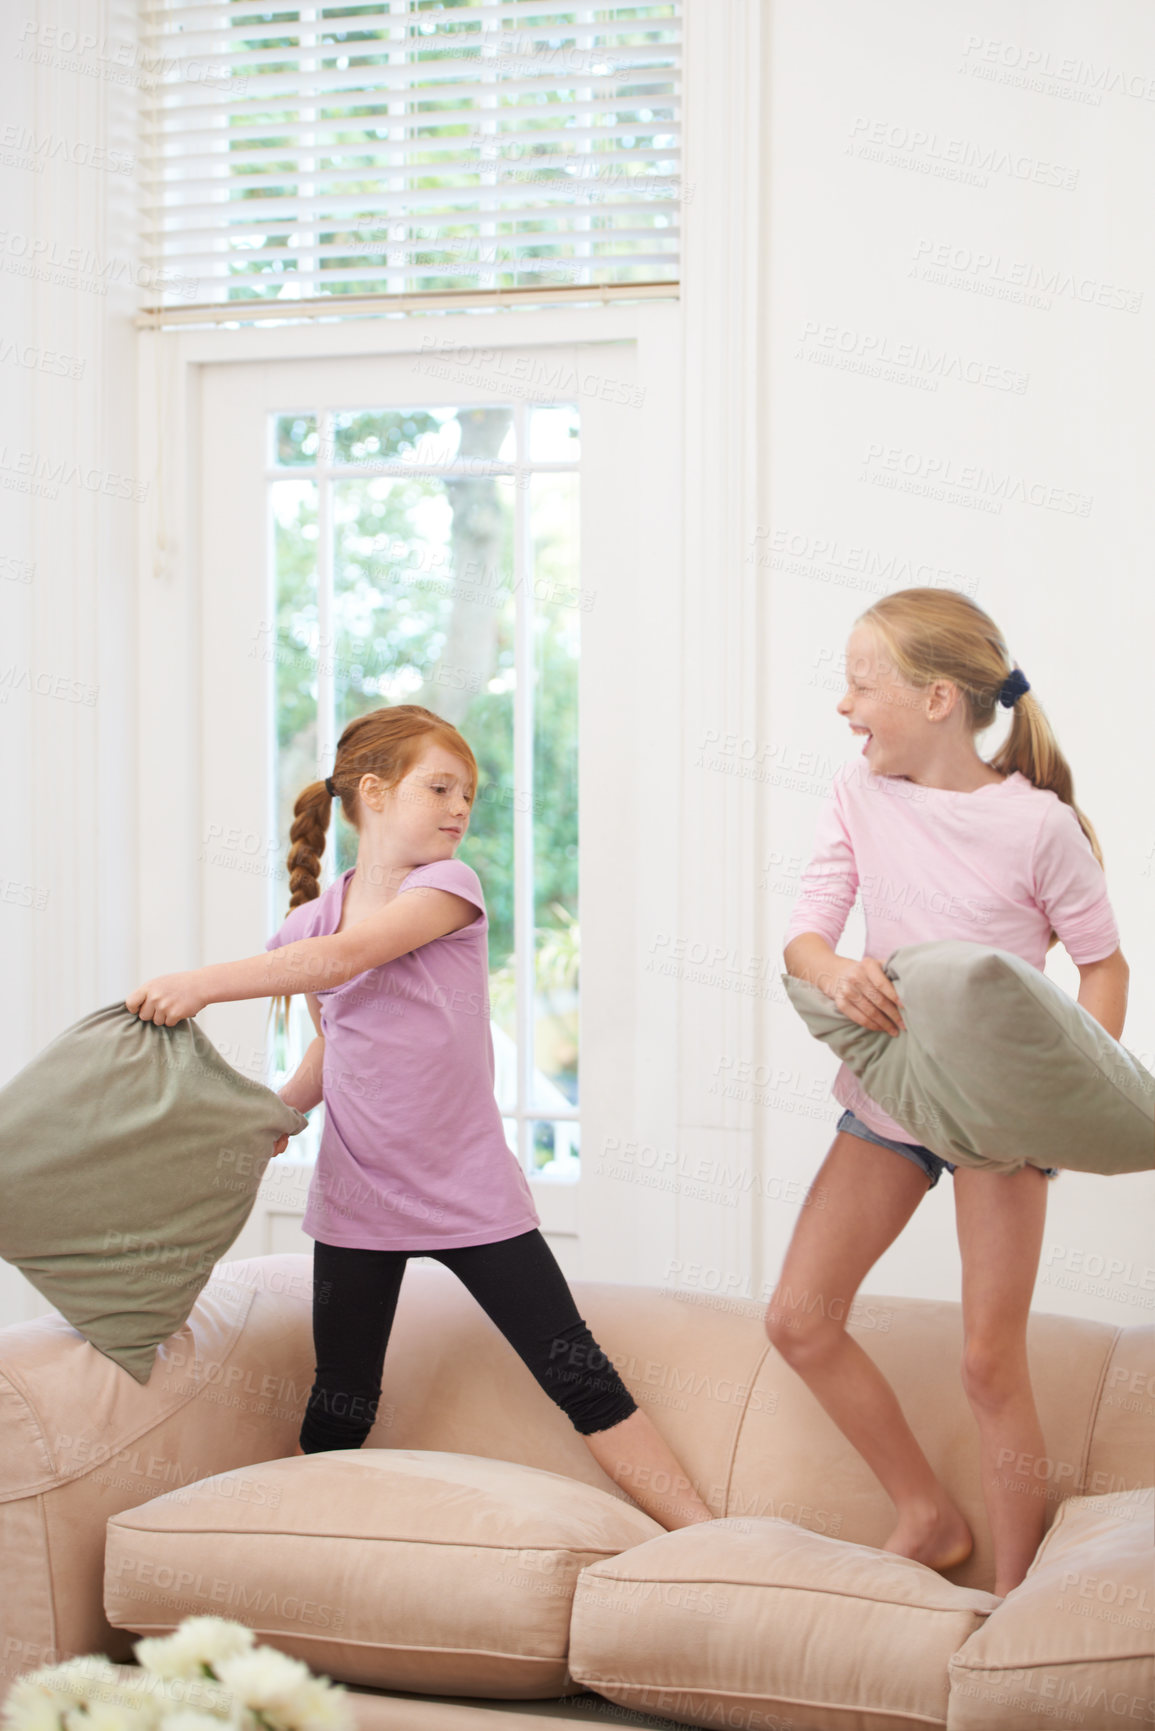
top-left (287, 779), bottom-right (334, 910)
top-left (269, 778), bottom-right (332, 1045)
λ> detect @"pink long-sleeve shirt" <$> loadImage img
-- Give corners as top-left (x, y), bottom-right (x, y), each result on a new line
top-left (782, 758), bottom-right (1121, 1141)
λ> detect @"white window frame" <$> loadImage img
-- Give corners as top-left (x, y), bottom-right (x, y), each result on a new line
top-left (142, 303), bottom-right (685, 1276)
top-left (262, 395), bottom-right (582, 1180)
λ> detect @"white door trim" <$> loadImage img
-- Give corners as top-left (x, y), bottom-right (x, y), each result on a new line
top-left (135, 0), bottom-right (771, 1294)
top-left (149, 317), bottom-right (686, 1280)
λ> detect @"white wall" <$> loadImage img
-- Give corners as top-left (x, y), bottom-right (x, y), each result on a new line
top-left (755, 0), bottom-right (1154, 1330)
top-left (0, 0), bottom-right (140, 1321)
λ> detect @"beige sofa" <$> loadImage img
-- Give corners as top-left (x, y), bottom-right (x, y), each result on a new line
top-left (1, 1252), bottom-right (1151, 1731)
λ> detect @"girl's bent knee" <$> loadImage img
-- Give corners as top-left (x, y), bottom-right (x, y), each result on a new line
top-left (298, 1414), bottom-right (372, 1453)
top-left (960, 1340), bottom-right (1028, 1409)
top-left (541, 1319), bottom-right (638, 1434)
top-left (299, 1377), bottom-right (382, 1452)
top-left (764, 1298), bottom-right (845, 1363)
top-left (572, 1389), bottom-right (639, 1437)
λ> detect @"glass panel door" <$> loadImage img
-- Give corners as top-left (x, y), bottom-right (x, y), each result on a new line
top-left (198, 333), bottom-right (662, 1274)
top-left (265, 400), bottom-right (581, 1182)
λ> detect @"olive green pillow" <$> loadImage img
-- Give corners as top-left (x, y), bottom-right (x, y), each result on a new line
top-left (783, 941), bottom-right (1154, 1176)
top-left (0, 1002), bottom-right (308, 1381)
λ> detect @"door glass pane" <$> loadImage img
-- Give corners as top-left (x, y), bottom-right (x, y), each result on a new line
top-left (270, 399), bottom-right (579, 1181)
top-left (532, 471), bottom-right (580, 1133)
top-left (530, 404), bottom-right (581, 463)
top-left (331, 466), bottom-right (517, 908)
top-left (268, 474), bottom-right (322, 1152)
top-left (533, 1119), bottom-right (580, 1181)
top-left (271, 478), bottom-right (319, 915)
top-left (273, 413), bottom-right (320, 466)
top-left (330, 406), bottom-right (455, 466)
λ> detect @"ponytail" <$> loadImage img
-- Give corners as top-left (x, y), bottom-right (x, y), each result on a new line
top-left (987, 690), bottom-right (1104, 869)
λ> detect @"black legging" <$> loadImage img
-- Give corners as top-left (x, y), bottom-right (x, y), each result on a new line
top-left (299, 1227), bottom-right (639, 1453)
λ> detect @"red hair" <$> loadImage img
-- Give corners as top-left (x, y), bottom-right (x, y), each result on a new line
top-left (268, 705), bottom-right (478, 1042)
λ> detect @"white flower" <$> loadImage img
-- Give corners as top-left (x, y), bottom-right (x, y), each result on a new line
top-left (2, 1659), bottom-right (135, 1731)
top-left (23, 1659), bottom-right (125, 1705)
top-left (1, 1677), bottom-right (68, 1731)
top-left (212, 1649), bottom-right (311, 1720)
top-left (63, 1703), bottom-right (153, 1731)
top-left (2, 1625), bottom-right (344, 1731)
top-left (136, 1622), bottom-right (255, 1683)
top-left (275, 1678), bottom-right (354, 1731)
top-left (151, 1679), bottom-right (238, 1726)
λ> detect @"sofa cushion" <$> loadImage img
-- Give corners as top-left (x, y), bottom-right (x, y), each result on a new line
top-left (946, 1488), bottom-right (1154, 1731)
top-left (569, 1515), bottom-right (1000, 1731)
top-left (0, 1003), bottom-right (307, 1381)
top-left (104, 1449), bottom-right (664, 1699)
top-left (783, 940), bottom-right (1155, 1174)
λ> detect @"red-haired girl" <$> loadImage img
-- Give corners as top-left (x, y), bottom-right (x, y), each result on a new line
top-left (128, 705), bottom-right (713, 1531)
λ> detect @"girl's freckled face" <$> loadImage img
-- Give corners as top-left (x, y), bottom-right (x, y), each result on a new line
top-left (391, 750), bottom-right (475, 853)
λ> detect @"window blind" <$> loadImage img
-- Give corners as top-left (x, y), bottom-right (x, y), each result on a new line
top-left (140, 1), bottom-right (682, 312)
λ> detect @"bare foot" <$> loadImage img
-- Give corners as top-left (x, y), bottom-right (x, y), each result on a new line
top-left (883, 1501), bottom-right (973, 1573)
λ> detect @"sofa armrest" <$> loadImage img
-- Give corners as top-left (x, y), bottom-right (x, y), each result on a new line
top-left (0, 1254), bottom-right (315, 1689)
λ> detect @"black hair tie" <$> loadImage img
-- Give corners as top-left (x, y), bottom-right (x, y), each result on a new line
top-left (998, 668), bottom-right (1030, 708)
top-left (324, 776), bottom-right (338, 798)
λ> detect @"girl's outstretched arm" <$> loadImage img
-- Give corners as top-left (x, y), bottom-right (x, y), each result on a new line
top-left (125, 886), bottom-right (478, 1025)
top-left (1074, 946), bottom-right (1129, 1041)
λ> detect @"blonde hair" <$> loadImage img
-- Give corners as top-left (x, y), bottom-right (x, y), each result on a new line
top-left (268, 704), bottom-right (478, 1044)
top-left (856, 587), bottom-right (1103, 951)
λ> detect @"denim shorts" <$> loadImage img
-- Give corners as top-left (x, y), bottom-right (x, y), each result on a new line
top-left (836, 1109), bottom-right (1059, 1189)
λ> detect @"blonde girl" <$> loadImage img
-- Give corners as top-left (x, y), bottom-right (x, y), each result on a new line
top-left (775, 588), bottom-right (1128, 1597)
top-left (128, 704), bottom-right (714, 1533)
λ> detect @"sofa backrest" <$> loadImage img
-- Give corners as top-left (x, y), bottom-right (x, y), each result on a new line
top-left (369, 1265), bottom-right (1153, 1594)
top-left (0, 1253), bottom-right (1149, 1689)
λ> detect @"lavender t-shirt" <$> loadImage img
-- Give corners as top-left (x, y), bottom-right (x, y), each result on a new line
top-left (265, 858), bottom-right (540, 1250)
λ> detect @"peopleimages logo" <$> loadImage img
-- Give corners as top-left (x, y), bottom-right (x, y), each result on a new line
top-left (0, 230), bottom-right (198, 300)
top-left (0, 337), bottom-right (85, 379)
top-left (958, 35), bottom-right (1155, 104)
top-left (910, 238), bottom-right (1142, 314)
top-left (748, 527), bottom-right (979, 599)
top-left (0, 447), bottom-right (148, 502)
top-left (795, 322), bottom-right (1028, 394)
top-left (847, 116), bottom-right (1079, 189)
top-left (860, 442), bottom-right (1093, 517)
top-left (0, 124), bottom-right (135, 174)
top-left (415, 335), bottom-right (646, 407)
top-left (15, 23), bottom-right (236, 91)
